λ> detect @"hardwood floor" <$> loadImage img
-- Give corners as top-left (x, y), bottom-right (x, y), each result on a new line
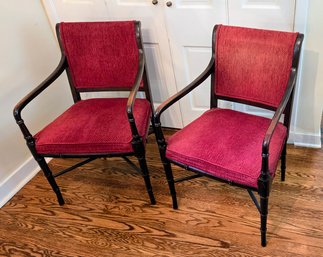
top-left (1, 131), bottom-right (322, 256)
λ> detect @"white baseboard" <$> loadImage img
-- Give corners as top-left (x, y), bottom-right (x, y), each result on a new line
top-left (288, 131), bottom-right (321, 148)
top-left (0, 157), bottom-right (40, 208)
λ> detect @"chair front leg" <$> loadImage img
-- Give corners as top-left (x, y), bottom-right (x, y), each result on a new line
top-left (137, 154), bottom-right (156, 205)
top-left (280, 141), bottom-right (287, 181)
top-left (18, 122), bottom-right (65, 205)
top-left (154, 123), bottom-right (178, 209)
top-left (258, 147), bottom-right (271, 246)
top-left (260, 195), bottom-right (269, 247)
top-left (36, 156), bottom-right (65, 205)
top-left (132, 136), bottom-right (156, 205)
top-left (163, 160), bottom-right (178, 209)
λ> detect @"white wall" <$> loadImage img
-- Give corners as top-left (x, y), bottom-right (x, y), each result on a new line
top-left (293, 0), bottom-right (323, 147)
top-left (0, 1), bottom-right (72, 205)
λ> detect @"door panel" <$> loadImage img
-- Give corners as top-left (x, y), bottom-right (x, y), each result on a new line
top-left (181, 46), bottom-right (212, 123)
top-left (143, 43), bottom-right (183, 127)
top-left (228, 0), bottom-right (295, 31)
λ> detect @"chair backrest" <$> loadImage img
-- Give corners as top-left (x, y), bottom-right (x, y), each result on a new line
top-left (57, 21), bottom-right (141, 91)
top-left (214, 25), bottom-right (298, 109)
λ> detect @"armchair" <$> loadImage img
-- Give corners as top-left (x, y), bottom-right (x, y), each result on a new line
top-left (14, 21), bottom-right (156, 206)
top-left (154, 24), bottom-right (303, 246)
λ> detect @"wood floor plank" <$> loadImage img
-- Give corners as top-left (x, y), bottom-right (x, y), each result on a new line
top-left (0, 131), bottom-right (322, 256)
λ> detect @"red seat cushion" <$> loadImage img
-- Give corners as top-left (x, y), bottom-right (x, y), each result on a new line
top-left (166, 109), bottom-right (287, 189)
top-left (34, 98), bottom-right (151, 155)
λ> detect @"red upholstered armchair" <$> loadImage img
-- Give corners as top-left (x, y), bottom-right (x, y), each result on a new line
top-left (14, 21), bottom-right (156, 206)
top-left (154, 25), bottom-right (303, 246)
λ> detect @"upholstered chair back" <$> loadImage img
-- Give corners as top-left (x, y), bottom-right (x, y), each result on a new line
top-left (59, 21), bottom-right (140, 90)
top-left (214, 25), bottom-right (298, 108)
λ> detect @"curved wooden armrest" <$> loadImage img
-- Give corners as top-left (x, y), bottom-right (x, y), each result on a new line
top-left (13, 55), bottom-right (67, 122)
top-left (262, 68), bottom-right (297, 154)
top-left (13, 55), bottom-right (67, 140)
top-left (126, 50), bottom-right (145, 136)
top-left (154, 58), bottom-right (215, 124)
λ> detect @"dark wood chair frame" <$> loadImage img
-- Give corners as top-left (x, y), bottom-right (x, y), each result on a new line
top-left (154, 25), bottom-right (304, 246)
top-left (14, 21), bottom-right (156, 206)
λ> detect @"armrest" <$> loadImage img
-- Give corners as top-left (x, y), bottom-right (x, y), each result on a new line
top-left (126, 50), bottom-right (145, 136)
top-left (13, 55), bottom-right (67, 122)
top-left (154, 58), bottom-right (214, 124)
top-left (13, 55), bottom-right (67, 140)
top-left (262, 68), bottom-right (297, 154)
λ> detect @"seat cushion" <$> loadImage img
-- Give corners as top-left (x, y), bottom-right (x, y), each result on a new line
top-left (34, 98), bottom-right (151, 155)
top-left (166, 109), bottom-right (287, 189)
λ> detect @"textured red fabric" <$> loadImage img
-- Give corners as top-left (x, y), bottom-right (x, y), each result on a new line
top-left (59, 21), bottom-right (140, 89)
top-left (34, 98), bottom-right (151, 155)
top-left (166, 109), bottom-right (287, 188)
top-left (215, 25), bottom-right (298, 108)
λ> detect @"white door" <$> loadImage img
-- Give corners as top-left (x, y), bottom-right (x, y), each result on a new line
top-left (228, 0), bottom-right (295, 30)
top-left (42, 0), bottom-right (184, 128)
top-left (164, 0), bottom-right (296, 125)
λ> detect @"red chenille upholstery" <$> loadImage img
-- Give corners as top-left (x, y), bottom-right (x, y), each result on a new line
top-left (60, 21), bottom-right (140, 89)
top-left (34, 98), bottom-right (151, 155)
top-left (215, 25), bottom-right (297, 108)
top-left (166, 109), bottom-right (287, 188)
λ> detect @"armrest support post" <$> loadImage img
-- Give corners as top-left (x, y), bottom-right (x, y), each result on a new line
top-left (127, 50), bottom-right (145, 148)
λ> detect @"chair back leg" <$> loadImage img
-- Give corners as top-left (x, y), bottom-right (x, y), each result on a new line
top-left (36, 156), bottom-right (65, 205)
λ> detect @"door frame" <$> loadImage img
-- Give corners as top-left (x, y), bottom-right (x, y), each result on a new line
top-left (290, 0), bottom-right (309, 145)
